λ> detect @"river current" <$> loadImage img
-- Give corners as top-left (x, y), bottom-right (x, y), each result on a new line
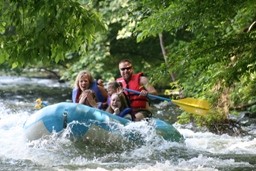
top-left (0, 76), bottom-right (256, 171)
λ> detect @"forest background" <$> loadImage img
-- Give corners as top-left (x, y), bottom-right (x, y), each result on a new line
top-left (1, 0), bottom-right (256, 129)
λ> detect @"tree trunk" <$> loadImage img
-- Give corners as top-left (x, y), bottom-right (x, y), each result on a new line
top-left (158, 33), bottom-right (175, 81)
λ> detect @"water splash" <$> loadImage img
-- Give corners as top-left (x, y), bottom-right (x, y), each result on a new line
top-left (1, 75), bottom-right (256, 170)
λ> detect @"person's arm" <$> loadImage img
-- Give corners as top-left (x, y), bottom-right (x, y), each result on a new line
top-left (98, 86), bottom-right (108, 101)
top-left (139, 76), bottom-right (157, 96)
top-left (79, 90), bottom-right (98, 108)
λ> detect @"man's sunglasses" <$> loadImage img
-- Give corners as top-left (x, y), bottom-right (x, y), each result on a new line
top-left (120, 66), bottom-right (132, 71)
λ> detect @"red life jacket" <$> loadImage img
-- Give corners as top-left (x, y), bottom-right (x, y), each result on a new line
top-left (116, 73), bottom-right (148, 109)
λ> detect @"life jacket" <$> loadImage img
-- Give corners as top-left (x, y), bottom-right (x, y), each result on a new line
top-left (116, 73), bottom-right (148, 109)
top-left (117, 108), bottom-right (135, 121)
top-left (107, 96), bottom-right (111, 106)
top-left (72, 80), bottom-right (105, 103)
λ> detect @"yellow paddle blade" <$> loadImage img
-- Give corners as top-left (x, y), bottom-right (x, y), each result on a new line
top-left (175, 103), bottom-right (209, 115)
top-left (172, 98), bottom-right (210, 115)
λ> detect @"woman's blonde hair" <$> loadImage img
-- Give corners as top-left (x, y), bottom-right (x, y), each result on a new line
top-left (74, 70), bottom-right (94, 89)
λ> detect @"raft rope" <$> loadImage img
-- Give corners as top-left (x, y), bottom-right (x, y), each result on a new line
top-left (63, 110), bottom-right (68, 128)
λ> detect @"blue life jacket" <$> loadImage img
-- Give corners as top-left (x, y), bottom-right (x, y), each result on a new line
top-left (117, 108), bottom-right (135, 121)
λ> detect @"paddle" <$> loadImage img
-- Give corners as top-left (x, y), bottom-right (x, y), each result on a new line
top-left (124, 88), bottom-right (210, 115)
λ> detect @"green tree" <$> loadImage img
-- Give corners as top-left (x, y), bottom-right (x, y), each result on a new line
top-left (2, 0), bottom-right (256, 126)
top-left (64, 0), bottom-right (173, 86)
top-left (136, 0), bottom-right (256, 104)
top-left (0, 0), bottom-right (105, 68)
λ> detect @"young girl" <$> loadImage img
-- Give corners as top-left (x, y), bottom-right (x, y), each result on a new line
top-left (106, 93), bottom-right (134, 120)
top-left (106, 81), bottom-right (130, 107)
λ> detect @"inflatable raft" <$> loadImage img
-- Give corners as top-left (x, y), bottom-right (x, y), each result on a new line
top-left (23, 102), bottom-right (184, 142)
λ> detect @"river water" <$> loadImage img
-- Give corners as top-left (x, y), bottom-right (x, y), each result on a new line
top-left (0, 76), bottom-right (256, 171)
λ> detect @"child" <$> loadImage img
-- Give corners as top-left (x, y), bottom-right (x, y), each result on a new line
top-left (106, 81), bottom-right (130, 107)
top-left (106, 93), bottom-right (134, 120)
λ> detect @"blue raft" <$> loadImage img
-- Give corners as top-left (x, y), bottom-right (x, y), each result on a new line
top-left (23, 102), bottom-right (184, 142)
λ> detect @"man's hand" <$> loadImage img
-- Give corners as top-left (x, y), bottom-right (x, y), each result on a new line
top-left (139, 89), bottom-right (148, 96)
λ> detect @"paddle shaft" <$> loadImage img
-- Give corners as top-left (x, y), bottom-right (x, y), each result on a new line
top-left (124, 88), bottom-right (171, 102)
top-left (124, 88), bottom-right (210, 115)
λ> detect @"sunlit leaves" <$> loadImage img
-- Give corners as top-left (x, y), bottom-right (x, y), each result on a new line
top-left (0, 0), bottom-right (105, 68)
top-left (126, 0), bottom-right (256, 117)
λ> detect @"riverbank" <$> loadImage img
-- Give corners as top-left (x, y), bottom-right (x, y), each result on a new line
top-left (0, 68), bottom-right (62, 79)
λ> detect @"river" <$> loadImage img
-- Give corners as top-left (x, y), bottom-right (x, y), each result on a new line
top-left (0, 76), bottom-right (256, 171)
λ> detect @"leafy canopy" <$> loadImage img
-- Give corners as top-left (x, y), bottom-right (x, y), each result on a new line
top-left (0, 0), bottom-right (106, 68)
top-left (2, 0), bottom-right (256, 117)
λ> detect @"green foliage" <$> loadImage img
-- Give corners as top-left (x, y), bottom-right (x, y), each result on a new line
top-left (229, 72), bottom-right (256, 113)
top-left (0, 0), bottom-right (105, 68)
top-left (131, 0), bottom-right (256, 127)
top-left (136, 0), bottom-right (256, 100)
top-left (62, 0), bottom-right (166, 82)
top-left (178, 109), bottom-right (226, 128)
top-left (2, 0), bottom-right (256, 128)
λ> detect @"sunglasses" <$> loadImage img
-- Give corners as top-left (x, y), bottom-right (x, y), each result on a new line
top-left (120, 66), bottom-right (132, 71)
